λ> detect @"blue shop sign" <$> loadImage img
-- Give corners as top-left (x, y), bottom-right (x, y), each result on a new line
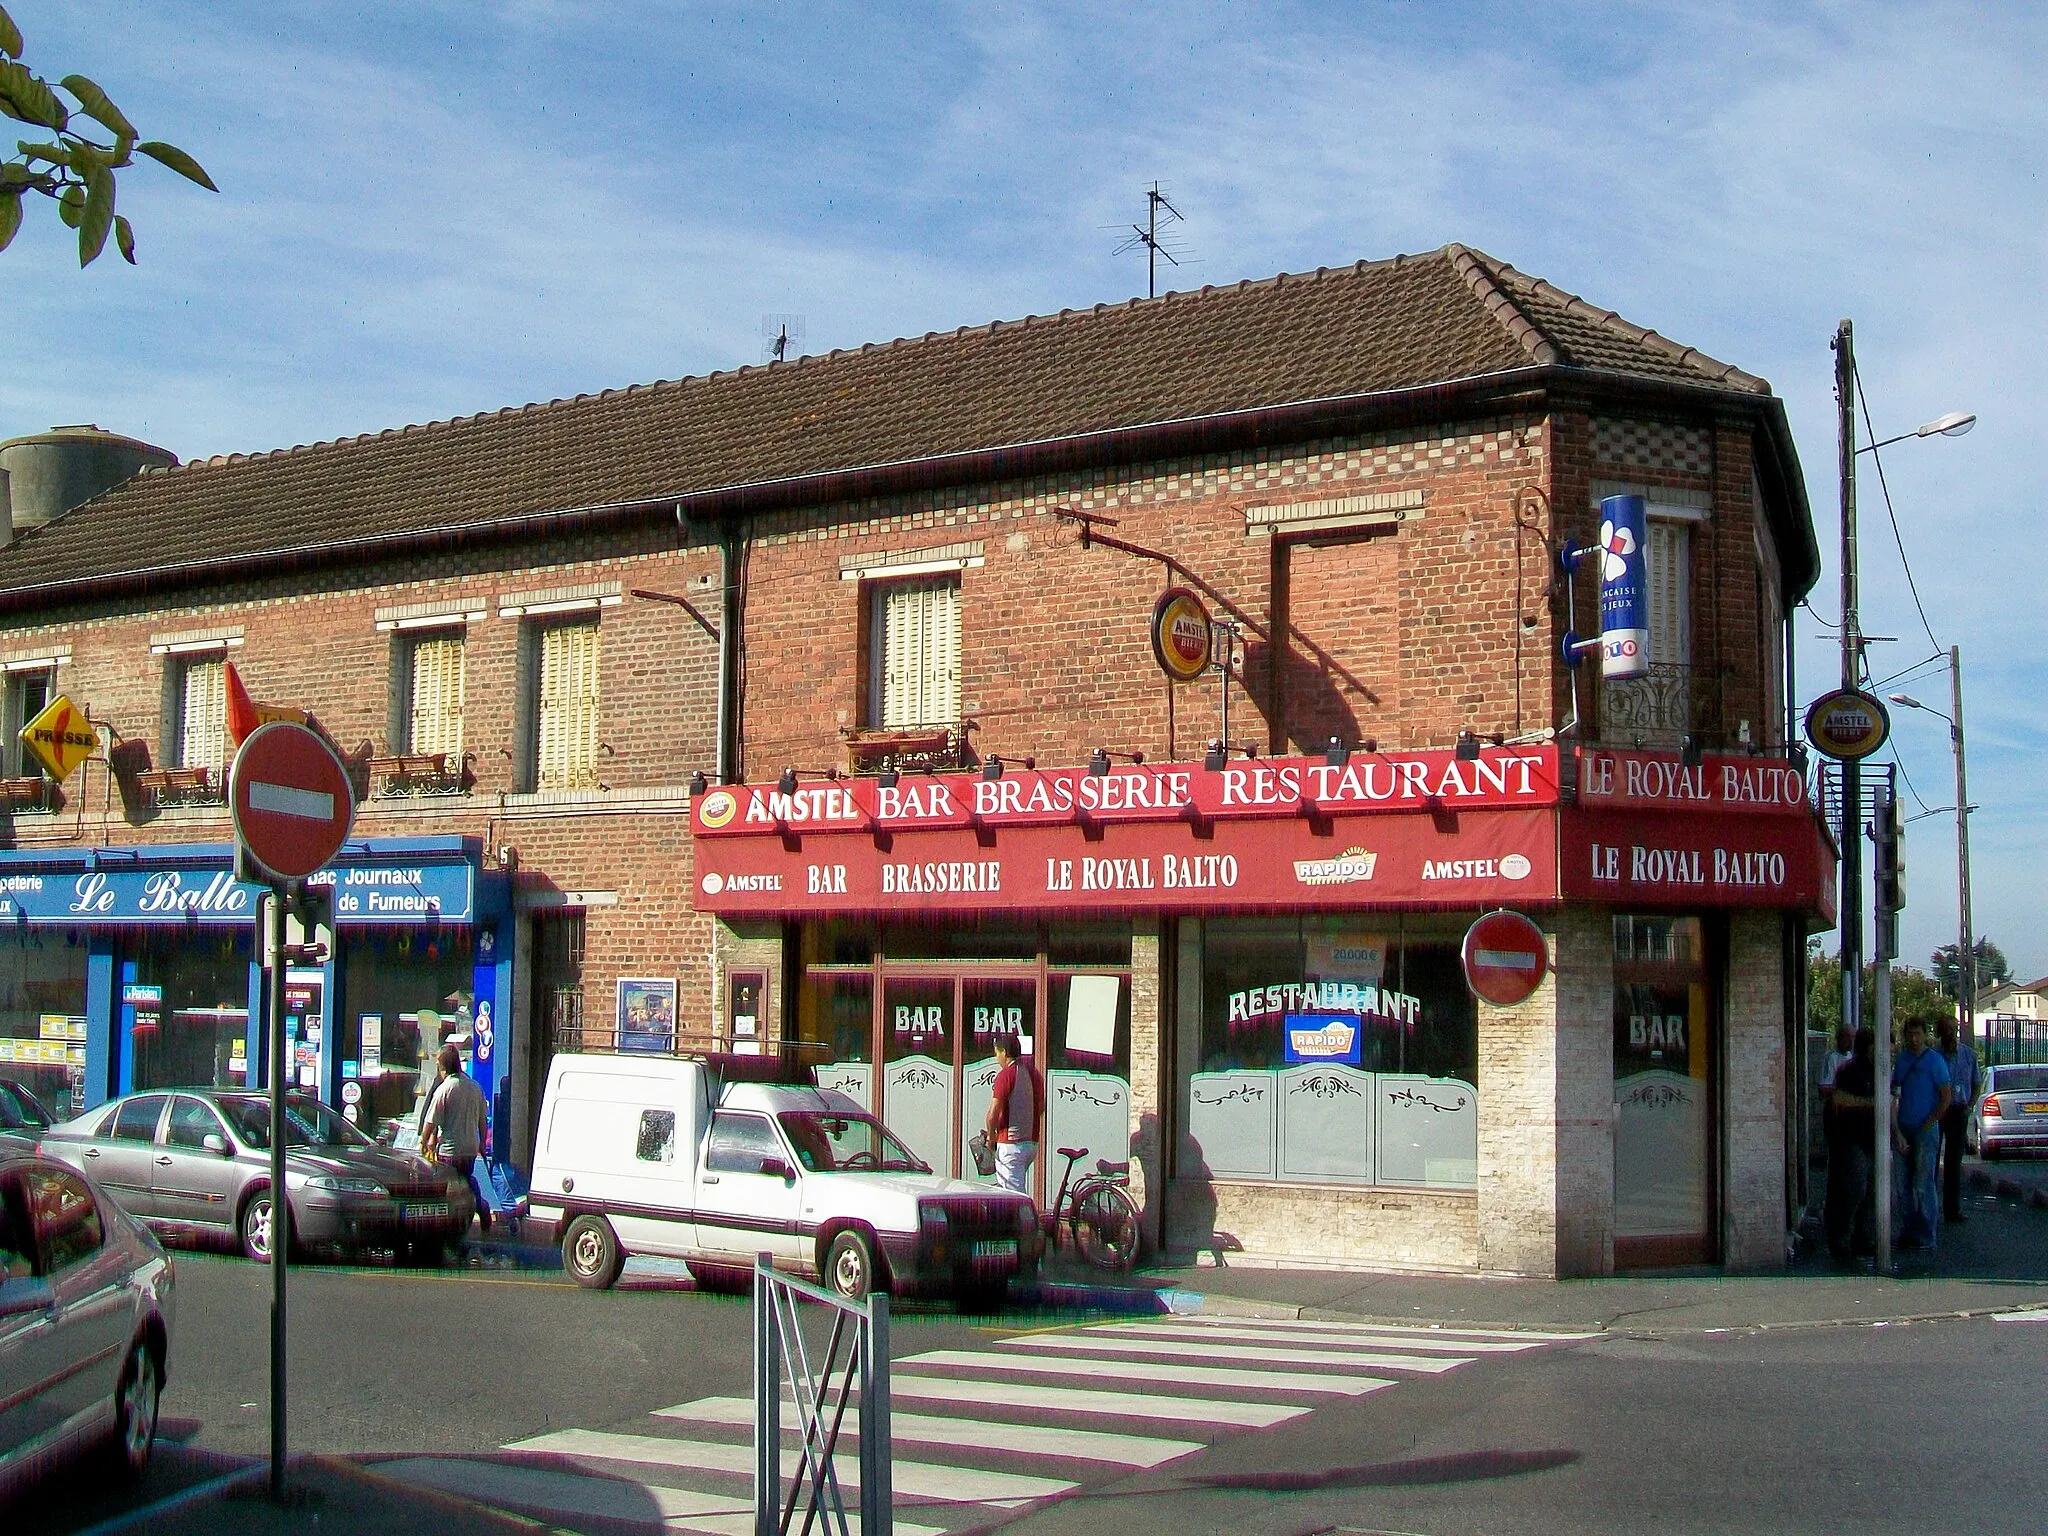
top-left (0, 862), bottom-right (474, 925)
top-left (1282, 1012), bottom-right (1364, 1065)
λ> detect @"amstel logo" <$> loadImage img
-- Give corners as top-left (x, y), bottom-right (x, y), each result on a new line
top-left (1150, 587), bottom-right (1214, 684)
top-left (697, 788), bottom-right (739, 830)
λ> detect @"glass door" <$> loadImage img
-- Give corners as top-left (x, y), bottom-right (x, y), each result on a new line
top-left (960, 976), bottom-right (1038, 1186)
top-left (881, 975), bottom-right (954, 1175)
top-left (1613, 915), bottom-right (1714, 1266)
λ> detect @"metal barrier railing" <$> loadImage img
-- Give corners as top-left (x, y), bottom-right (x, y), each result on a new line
top-left (754, 1253), bottom-right (892, 1536)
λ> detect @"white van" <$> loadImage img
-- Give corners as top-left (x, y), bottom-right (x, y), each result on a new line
top-left (525, 1053), bottom-right (1041, 1303)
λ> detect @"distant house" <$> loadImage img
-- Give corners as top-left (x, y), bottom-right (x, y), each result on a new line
top-left (1975, 976), bottom-right (2048, 1058)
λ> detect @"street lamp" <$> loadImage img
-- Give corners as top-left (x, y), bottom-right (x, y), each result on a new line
top-left (1890, 646), bottom-right (1976, 1054)
top-left (1857, 411), bottom-right (1977, 455)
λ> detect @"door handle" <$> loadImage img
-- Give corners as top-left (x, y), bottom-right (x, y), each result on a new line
top-left (84, 1147), bottom-right (100, 1158)
top-left (701, 1176), bottom-right (720, 1185)
top-left (155, 1156), bottom-right (174, 1166)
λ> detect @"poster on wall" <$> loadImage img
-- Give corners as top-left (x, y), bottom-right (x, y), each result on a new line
top-left (618, 978), bottom-right (678, 1054)
top-left (1064, 975), bottom-right (1121, 1058)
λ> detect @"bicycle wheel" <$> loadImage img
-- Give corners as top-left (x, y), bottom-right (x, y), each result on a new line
top-left (1073, 1182), bottom-right (1141, 1272)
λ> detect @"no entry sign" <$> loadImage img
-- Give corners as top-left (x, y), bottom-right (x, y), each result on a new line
top-left (1461, 909), bottom-right (1549, 1006)
top-left (230, 722), bottom-right (355, 883)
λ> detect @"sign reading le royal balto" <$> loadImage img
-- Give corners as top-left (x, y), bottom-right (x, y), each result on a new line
top-left (693, 747), bottom-right (1563, 915)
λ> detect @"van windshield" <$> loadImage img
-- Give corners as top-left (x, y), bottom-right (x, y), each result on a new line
top-left (778, 1112), bottom-right (929, 1174)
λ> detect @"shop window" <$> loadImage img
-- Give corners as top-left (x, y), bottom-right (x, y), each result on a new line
top-left (1647, 518), bottom-right (1691, 669)
top-left (0, 668), bottom-right (53, 779)
top-left (171, 652), bottom-right (228, 771)
top-left (869, 576), bottom-right (960, 729)
top-left (1613, 915), bottom-right (1712, 1259)
top-left (530, 619), bottom-right (600, 790)
top-left (399, 629), bottom-right (466, 758)
top-left (1178, 916), bottom-right (1478, 1190)
top-left (0, 929), bottom-right (90, 1116)
top-left (130, 930), bottom-right (252, 1093)
top-left (338, 928), bottom-right (475, 1143)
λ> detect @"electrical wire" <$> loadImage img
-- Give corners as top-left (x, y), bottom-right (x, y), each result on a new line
top-left (1874, 652), bottom-right (1948, 692)
top-left (1888, 748), bottom-right (1934, 817)
top-left (1853, 361), bottom-right (1944, 654)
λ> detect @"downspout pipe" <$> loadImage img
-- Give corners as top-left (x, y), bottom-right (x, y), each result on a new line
top-left (717, 517), bottom-right (743, 784)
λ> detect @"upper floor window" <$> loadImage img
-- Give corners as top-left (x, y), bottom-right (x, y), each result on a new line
top-left (172, 652), bottom-right (227, 771)
top-left (400, 630), bottom-right (466, 758)
top-left (1646, 518), bottom-right (1691, 671)
top-left (534, 619), bottom-right (600, 790)
top-left (0, 668), bottom-right (53, 779)
top-left (870, 576), bottom-right (960, 729)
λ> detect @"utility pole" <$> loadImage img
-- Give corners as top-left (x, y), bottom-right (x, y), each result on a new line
top-left (1835, 321), bottom-right (1864, 1054)
top-left (1950, 645), bottom-right (1975, 1049)
top-left (1872, 771), bottom-right (1902, 1272)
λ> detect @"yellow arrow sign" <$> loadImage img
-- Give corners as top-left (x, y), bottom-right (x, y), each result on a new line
top-left (19, 694), bottom-right (99, 782)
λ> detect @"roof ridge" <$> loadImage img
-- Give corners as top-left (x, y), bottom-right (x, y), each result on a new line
top-left (1445, 242), bottom-right (1560, 366)
top-left (1474, 251), bottom-right (1769, 394)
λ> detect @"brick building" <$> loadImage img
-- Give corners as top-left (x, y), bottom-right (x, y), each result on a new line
top-left (0, 244), bottom-right (1831, 1275)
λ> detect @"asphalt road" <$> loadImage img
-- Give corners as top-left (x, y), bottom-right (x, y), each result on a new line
top-left (13, 1252), bottom-right (2048, 1536)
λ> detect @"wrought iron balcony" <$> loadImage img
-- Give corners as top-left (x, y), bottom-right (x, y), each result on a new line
top-left (1598, 662), bottom-right (1711, 748)
top-left (841, 719), bottom-right (972, 776)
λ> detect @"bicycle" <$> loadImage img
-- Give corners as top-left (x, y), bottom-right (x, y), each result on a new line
top-left (1045, 1144), bottom-right (1142, 1272)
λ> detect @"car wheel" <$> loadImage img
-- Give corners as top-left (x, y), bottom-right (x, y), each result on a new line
top-left (563, 1215), bottom-right (624, 1289)
top-left (110, 1338), bottom-right (160, 1481)
top-left (825, 1229), bottom-right (878, 1299)
top-left (685, 1261), bottom-right (752, 1295)
top-left (240, 1190), bottom-right (281, 1264)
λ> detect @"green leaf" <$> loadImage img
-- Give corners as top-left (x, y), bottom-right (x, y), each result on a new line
top-left (56, 179), bottom-right (81, 227)
top-left (0, 61), bottom-right (64, 132)
top-left (0, 189), bottom-right (20, 253)
top-left (0, 6), bottom-right (21, 61)
top-left (59, 75), bottom-right (135, 140)
top-left (76, 162), bottom-right (111, 264)
top-left (112, 211), bottom-right (133, 263)
top-left (135, 139), bottom-right (215, 192)
top-left (16, 139), bottom-right (66, 164)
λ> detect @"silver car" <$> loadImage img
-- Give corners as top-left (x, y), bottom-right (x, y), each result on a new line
top-left (41, 1090), bottom-right (475, 1263)
top-left (0, 1149), bottom-right (175, 1498)
top-left (0, 1078), bottom-right (55, 1155)
top-left (1973, 1064), bottom-right (2048, 1159)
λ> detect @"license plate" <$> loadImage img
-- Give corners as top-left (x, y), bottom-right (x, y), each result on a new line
top-left (401, 1202), bottom-right (449, 1221)
top-left (2020, 1103), bottom-right (2048, 1116)
top-left (970, 1239), bottom-right (1017, 1260)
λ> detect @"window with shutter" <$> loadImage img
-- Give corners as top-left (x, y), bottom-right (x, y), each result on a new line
top-left (177, 655), bottom-right (227, 770)
top-left (2, 670), bottom-right (52, 778)
top-left (1646, 520), bottom-right (1691, 670)
top-left (406, 633), bottom-right (466, 758)
top-left (872, 577), bottom-right (960, 729)
top-left (536, 621), bottom-right (601, 789)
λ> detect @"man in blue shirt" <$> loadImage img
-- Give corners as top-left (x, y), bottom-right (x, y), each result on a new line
top-left (1938, 1017), bottom-right (1981, 1224)
top-left (1892, 1015), bottom-right (1952, 1250)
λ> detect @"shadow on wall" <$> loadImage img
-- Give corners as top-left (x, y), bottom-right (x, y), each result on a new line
top-left (1236, 634), bottom-right (1377, 755)
top-left (1163, 1121), bottom-right (1243, 1266)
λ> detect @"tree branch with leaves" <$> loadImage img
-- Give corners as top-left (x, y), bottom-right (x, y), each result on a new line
top-left (0, 3), bottom-right (215, 265)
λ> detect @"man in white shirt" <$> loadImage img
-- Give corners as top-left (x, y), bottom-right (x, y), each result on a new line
top-left (423, 1044), bottom-right (491, 1236)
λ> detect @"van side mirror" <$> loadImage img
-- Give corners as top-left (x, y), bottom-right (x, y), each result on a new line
top-left (759, 1156), bottom-right (795, 1182)
top-left (202, 1133), bottom-right (231, 1156)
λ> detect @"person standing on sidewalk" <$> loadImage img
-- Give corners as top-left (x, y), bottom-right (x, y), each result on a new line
top-left (984, 1032), bottom-right (1043, 1196)
top-left (1891, 1015), bottom-right (1952, 1251)
top-left (1825, 1027), bottom-right (1878, 1264)
top-left (1938, 1016), bottom-right (1981, 1225)
top-left (422, 1044), bottom-right (492, 1238)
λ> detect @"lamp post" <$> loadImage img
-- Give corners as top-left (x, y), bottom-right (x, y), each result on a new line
top-left (1890, 646), bottom-right (1976, 1052)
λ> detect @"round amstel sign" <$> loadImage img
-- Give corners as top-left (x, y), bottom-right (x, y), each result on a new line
top-left (1803, 688), bottom-right (1890, 761)
top-left (1461, 910), bottom-right (1549, 1007)
top-left (230, 722), bottom-right (355, 882)
top-left (1150, 587), bottom-right (1214, 683)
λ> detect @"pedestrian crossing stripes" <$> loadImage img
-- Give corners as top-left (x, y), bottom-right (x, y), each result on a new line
top-left (372, 1311), bottom-right (1588, 1534)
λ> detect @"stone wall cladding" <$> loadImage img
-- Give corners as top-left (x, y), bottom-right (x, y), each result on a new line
top-left (1166, 1178), bottom-right (1479, 1271)
top-left (1723, 910), bottom-right (1788, 1270)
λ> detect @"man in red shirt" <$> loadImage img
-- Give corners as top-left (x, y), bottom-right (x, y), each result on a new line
top-left (984, 1032), bottom-right (1043, 1194)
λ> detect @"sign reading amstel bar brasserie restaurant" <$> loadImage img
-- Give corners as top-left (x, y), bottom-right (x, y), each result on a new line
top-left (693, 745), bottom-right (1562, 838)
top-left (694, 804), bottom-right (1557, 914)
top-left (0, 861), bottom-right (476, 925)
top-left (1574, 747), bottom-right (1812, 813)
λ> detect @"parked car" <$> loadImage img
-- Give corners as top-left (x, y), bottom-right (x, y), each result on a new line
top-left (0, 1077), bottom-right (55, 1154)
top-left (39, 1089), bottom-right (475, 1263)
top-left (525, 1052), bottom-right (1041, 1303)
top-left (0, 1148), bottom-right (175, 1499)
top-left (1971, 1064), bottom-right (2048, 1160)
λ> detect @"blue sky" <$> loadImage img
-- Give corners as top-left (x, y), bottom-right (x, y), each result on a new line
top-left (7, 2), bottom-right (2044, 979)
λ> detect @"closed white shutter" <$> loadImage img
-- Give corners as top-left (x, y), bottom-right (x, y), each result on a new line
top-left (537, 621), bottom-right (600, 789)
top-left (179, 655), bottom-right (226, 770)
top-left (878, 578), bottom-right (960, 729)
top-left (1646, 520), bottom-right (1690, 670)
top-left (407, 633), bottom-right (465, 758)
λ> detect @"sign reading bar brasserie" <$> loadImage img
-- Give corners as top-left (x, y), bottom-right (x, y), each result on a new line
top-left (694, 746), bottom-right (1563, 839)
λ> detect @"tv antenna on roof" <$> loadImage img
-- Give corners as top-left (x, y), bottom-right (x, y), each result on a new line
top-left (1114, 183), bottom-right (1187, 299)
top-left (762, 313), bottom-right (806, 363)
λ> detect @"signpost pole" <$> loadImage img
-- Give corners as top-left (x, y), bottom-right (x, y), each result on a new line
top-left (266, 881), bottom-right (289, 1499)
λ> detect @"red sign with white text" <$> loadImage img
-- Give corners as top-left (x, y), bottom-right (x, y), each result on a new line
top-left (1561, 807), bottom-right (1837, 920)
top-left (693, 806), bottom-right (1558, 915)
top-left (1574, 748), bottom-right (1811, 816)
top-left (693, 747), bottom-right (1561, 839)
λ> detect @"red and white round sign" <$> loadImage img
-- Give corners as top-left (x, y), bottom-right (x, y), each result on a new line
top-left (1460, 909), bottom-right (1549, 1006)
top-left (230, 722), bottom-right (355, 882)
